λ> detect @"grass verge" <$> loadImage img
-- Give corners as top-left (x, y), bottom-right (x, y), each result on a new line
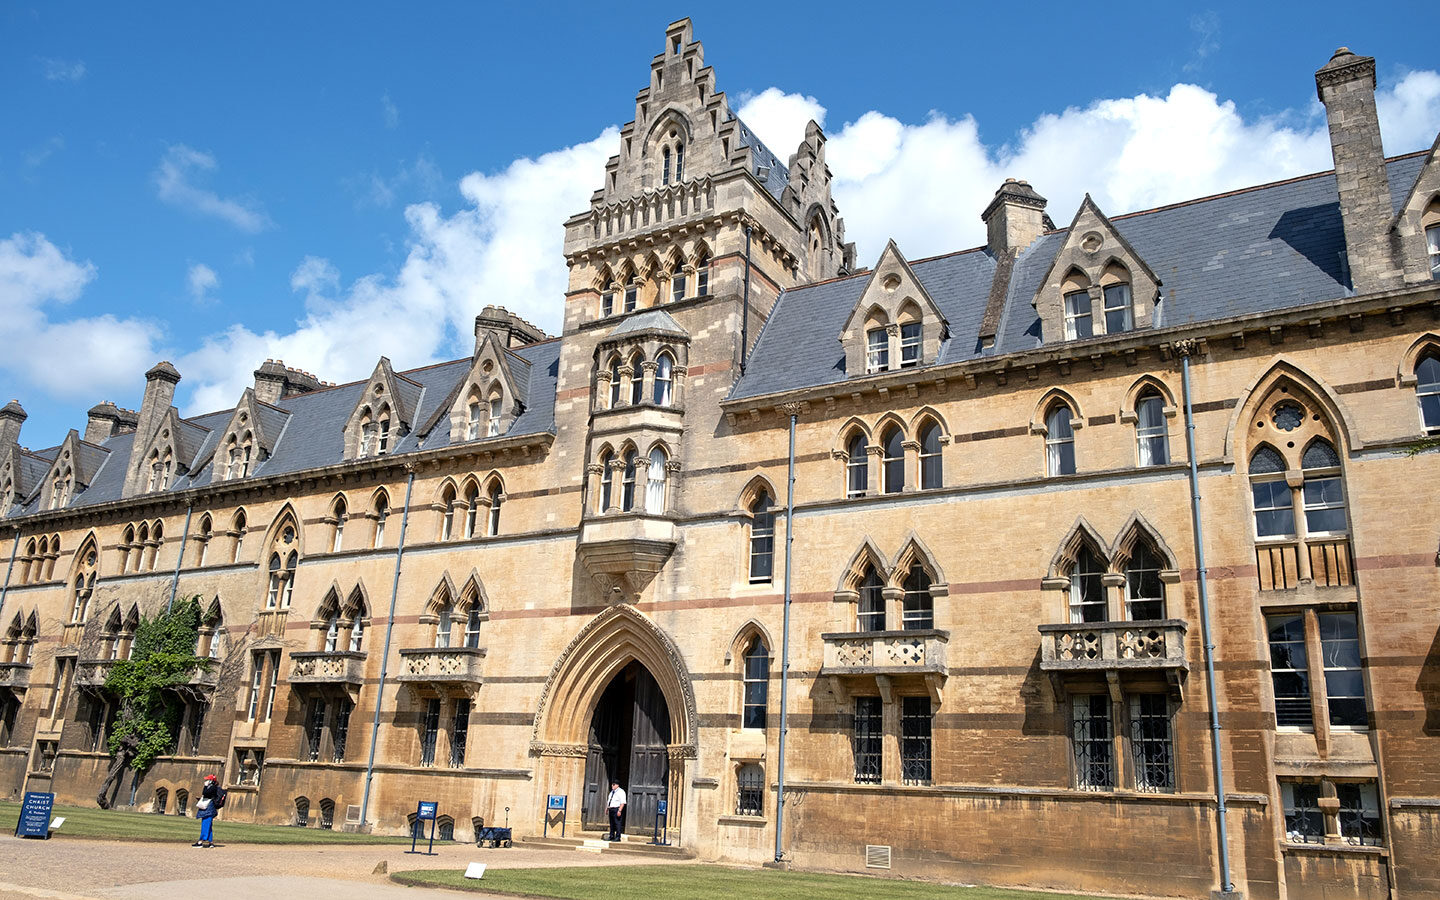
top-left (1, 800), bottom-right (409, 844)
top-left (391, 865), bottom-right (1114, 900)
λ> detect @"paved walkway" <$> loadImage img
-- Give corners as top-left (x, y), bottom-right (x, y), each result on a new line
top-left (0, 833), bottom-right (685, 899)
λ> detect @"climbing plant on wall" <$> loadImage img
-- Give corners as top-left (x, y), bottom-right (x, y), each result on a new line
top-left (96, 597), bottom-right (209, 808)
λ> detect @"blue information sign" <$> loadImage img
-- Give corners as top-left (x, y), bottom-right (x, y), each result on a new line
top-left (656, 800), bottom-right (667, 815)
top-left (546, 794), bottom-right (567, 811)
top-left (15, 791), bottom-right (54, 839)
top-left (416, 801), bottom-right (438, 821)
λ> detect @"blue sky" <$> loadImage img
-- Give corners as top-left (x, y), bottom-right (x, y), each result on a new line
top-left (3, 2), bottom-right (1438, 450)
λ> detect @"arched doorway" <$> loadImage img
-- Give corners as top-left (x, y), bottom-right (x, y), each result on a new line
top-left (581, 661), bottom-right (670, 834)
top-left (530, 605), bottom-right (697, 841)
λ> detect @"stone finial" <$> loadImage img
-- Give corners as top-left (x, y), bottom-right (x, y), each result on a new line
top-left (0, 400), bottom-right (26, 421)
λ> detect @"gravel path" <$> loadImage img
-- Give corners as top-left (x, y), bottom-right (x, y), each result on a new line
top-left (0, 833), bottom-right (685, 899)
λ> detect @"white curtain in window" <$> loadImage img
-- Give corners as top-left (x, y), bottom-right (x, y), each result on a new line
top-left (646, 448), bottom-right (667, 513)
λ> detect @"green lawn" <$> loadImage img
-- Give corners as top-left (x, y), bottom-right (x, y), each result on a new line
top-left (0, 800), bottom-right (409, 844)
top-left (392, 865), bottom-right (1114, 900)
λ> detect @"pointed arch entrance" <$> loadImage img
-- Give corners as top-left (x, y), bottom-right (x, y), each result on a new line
top-left (530, 605), bottom-right (697, 839)
top-left (582, 661), bottom-right (670, 833)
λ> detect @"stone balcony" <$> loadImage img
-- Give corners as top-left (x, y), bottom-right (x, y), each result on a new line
top-left (289, 651), bottom-right (366, 690)
top-left (395, 647), bottom-right (486, 697)
top-left (577, 513), bottom-right (677, 601)
top-left (0, 662), bottom-right (32, 690)
top-left (1038, 620), bottom-right (1189, 691)
top-left (75, 658), bottom-right (117, 691)
top-left (819, 629), bottom-right (949, 703)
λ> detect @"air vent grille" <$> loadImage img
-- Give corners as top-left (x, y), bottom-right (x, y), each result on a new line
top-left (345, 804), bottom-right (361, 824)
top-left (865, 844), bottom-right (892, 869)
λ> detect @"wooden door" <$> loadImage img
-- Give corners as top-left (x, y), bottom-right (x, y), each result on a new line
top-left (581, 678), bottom-right (625, 829)
top-left (624, 668), bottom-right (670, 835)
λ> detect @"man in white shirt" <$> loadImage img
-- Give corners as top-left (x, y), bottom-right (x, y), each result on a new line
top-left (605, 781), bottom-right (626, 841)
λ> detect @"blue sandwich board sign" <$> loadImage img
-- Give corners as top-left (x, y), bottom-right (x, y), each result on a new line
top-left (15, 791), bottom-right (54, 839)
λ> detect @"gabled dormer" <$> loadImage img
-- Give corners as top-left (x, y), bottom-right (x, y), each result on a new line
top-left (344, 357), bottom-right (421, 460)
top-left (42, 430), bottom-right (109, 511)
top-left (839, 241), bottom-right (948, 377)
top-left (131, 407), bottom-right (212, 495)
top-left (1033, 195), bottom-right (1162, 344)
top-left (1391, 132), bottom-right (1440, 284)
top-left (446, 332), bottom-right (529, 443)
top-left (200, 388), bottom-right (291, 483)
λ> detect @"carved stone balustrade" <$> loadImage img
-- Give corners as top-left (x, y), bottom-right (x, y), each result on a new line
top-left (396, 647), bottom-right (486, 697)
top-left (75, 658), bottom-right (117, 691)
top-left (819, 629), bottom-right (949, 703)
top-left (289, 651), bottom-right (366, 691)
top-left (0, 662), bottom-right (32, 690)
top-left (1038, 619), bottom-right (1189, 694)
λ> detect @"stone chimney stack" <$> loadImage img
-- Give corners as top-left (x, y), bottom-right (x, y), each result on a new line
top-left (1316, 47), bottom-right (1403, 294)
top-left (474, 306), bottom-right (548, 352)
top-left (253, 359), bottom-right (324, 405)
top-left (85, 402), bottom-right (124, 444)
top-left (982, 179), bottom-right (1049, 257)
top-left (0, 400), bottom-right (26, 450)
top-left (124, 361), bottom-right (180, 495)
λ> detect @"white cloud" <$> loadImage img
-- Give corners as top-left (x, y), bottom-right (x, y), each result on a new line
top-left (24, 136), bottom-right (64, 169)
top-left (40, 58), bottom-right (86, 82)
top-left (0, 233), bottom-right (161, 400)
top-left (187, 263), bottom-right (219, 302)
top-left (345, 154), bottom-right (444, 209)
top-left (154, 145), bottom-right (270, 233)
top-left (381, 93), bottom-right (400, 129)
top-left (176, 130), bottom-right (618, 413)
top-left (739, 71), bottom-right (1440, 262)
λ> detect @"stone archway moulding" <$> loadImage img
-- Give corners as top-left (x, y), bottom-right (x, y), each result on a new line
top-left (529, 603), bottom-right (698, 759)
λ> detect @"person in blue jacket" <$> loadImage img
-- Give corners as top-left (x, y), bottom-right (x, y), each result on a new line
top-left (193, 774), bottom-right (219, 847)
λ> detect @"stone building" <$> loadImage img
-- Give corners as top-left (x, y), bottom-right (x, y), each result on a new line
top-left (2, 21), bottom-right (1439, 900)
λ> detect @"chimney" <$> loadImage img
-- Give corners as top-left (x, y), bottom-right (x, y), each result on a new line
top-left (0, 400), bottom-right (26, 450)
top-left (85, 402), bottom-right (124, 443)
top-left (982, 179), bottom-right (1048, 257)
top-left (475, 306), bottom-right (548, 352)
top-left (1316, 47), bottom-right (1403, 294)
top-left (253, 359), bottom-right (323, 405)
top-left (124, 361), bottom-right (180, 495)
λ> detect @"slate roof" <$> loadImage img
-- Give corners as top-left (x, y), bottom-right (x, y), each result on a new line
top-left (3, 338), bottom-right (561, 519)
top-left (732, 116), bottom-right (789, 201)
top-left (607, 309), bottom-right (689, 339)
top-left (730, 154), bottom-right (1428, 402)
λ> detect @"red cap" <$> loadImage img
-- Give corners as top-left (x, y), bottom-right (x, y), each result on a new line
top-left (204, 774), bottom-right (218, 782)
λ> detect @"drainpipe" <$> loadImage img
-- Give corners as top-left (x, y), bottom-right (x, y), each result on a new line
top-left (360, 465), bottom-right (415, 830)
top-left (0, 528), bottom-right (18, 626)
top-left (166, 503), bottom-right (194, 614)
top-left (1179, 341), bottom-right (1233, 895)
top-left (774, 403), bottom-right (798, 863)
top-left (740, 224), bottom-right (753, 375)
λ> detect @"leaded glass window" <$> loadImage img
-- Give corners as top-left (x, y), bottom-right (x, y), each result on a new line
top-left (845, 433), bottom-right (868, 498)
top-left (1069, 546), bottom-right (1106, 624)
top-left (881, 427), bottom-right (904, 494)
top-left (918, 421), bottom-right (942, 489)
top-left (1046, 406), bottom-right (1076, 476)
top-left (902, 564), bottom-right (933, 630)
top-left (748, 492), bottom-right (774, 583)
top-left (1136, 392), bottom-right (1168, 466)
top-left (1125, 542), bottom-right (1165, 620)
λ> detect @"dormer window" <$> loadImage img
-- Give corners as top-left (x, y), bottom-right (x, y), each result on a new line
top-left (866, 328), bottom-right (889, 373)
top-left (1428, 223), bottom-right (1440, 278)
top-left (899, 322), bottom-right (921, 368)
top-left (1063, 290), bottom-right (1092, 340)
top-left (1417, 355), bottom-right (1440, 432)
top-left (487, 396), bottom-right (501, 437)
top-left (1103, 283), bottom-right (1133, 333)
top-left (377, 413), bottom-right (391, 453)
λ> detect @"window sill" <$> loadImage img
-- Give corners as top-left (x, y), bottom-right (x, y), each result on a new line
top-left (717, 815), bottom-right (766, 827)
top-left (1281, 841), bottom-right (1386, 857)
